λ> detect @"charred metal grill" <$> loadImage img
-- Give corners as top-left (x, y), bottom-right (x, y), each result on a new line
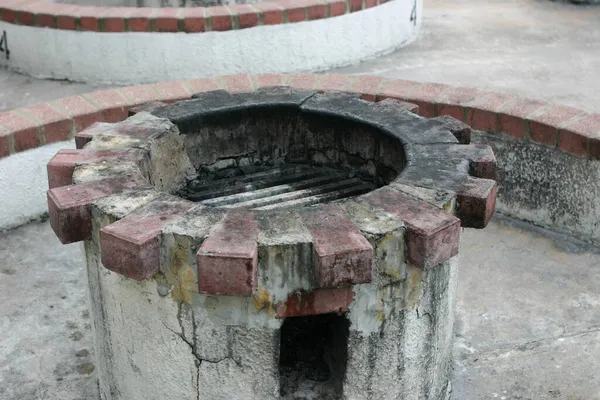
top-left (177, 164), bottom-right (377, 210)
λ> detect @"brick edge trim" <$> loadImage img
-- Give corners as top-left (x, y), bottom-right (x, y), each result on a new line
top-left (1, 73), bottom-right (599, 159)
top-left (0, 0), bottom-right (391, 33)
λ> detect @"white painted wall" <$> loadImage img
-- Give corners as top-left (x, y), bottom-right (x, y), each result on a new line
top-left (0, 140), bottom-right (75, 230)
top-left (0, 0), bottom-right (422, 85)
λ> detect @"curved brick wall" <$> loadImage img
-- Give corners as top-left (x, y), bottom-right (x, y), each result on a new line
top-left (0, 0), bottom-right (420, 84)
top-left (0, 0), bottom-right (389, 32)
top-left (1, 73), bottom-right (599, 245)
top-left (2, 73), bottom-right (598, 159)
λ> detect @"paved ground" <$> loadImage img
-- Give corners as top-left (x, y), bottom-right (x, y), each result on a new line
top-left (1, 0), bottom-right (600, 399)
top-left (339, 0), bottom-right (600, 113)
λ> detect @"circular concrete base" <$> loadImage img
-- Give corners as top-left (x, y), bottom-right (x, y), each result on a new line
top-left (0, 0), bottom-right (421, 85)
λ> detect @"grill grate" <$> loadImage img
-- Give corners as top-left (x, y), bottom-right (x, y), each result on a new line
top-left (178, 164), bottom-right (377, 210)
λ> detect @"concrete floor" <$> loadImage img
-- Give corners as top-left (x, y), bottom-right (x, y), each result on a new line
top-left (1, 0), bottom-right (600, 399)
top-left (1, 217), bottom-right (599, 400)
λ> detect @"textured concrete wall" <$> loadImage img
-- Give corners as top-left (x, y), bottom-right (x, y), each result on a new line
top-left (344, 258), bottom-right (457, 400)
top-left (83, 219), bottom-right (457, 399)
top-left (473, 131), bottom-right (600, 246)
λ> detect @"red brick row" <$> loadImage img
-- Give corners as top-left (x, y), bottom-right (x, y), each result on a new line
top-left (0, 0), bottom-right (383, 33)
top-left (1, 73), bottom-right (599, 160)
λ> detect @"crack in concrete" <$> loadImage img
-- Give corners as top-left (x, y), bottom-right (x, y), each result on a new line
top-left (164, 302), bottom-right (243, 383)
top-left (457, 325), bottom-right (600, 363)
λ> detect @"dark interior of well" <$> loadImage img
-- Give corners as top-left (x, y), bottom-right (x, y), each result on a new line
top-left (173, 107), bottom-right (406, 209)
top-left (279, 313), bottom-right (349, 399)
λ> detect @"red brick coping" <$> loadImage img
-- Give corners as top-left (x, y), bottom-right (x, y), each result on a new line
top-left (1, 73), bottom-right (599, 159)
top-left (0, 0), bottom-right (389, 33)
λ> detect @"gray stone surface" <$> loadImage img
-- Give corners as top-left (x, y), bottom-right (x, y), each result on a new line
top-left (473, 131), bottom-right (600, 247)
top-left (455, 217), bottom-right (600, 400)
top-left (0, 67), bottom-right (105, 113)
top-left (337, 0), bottom-right (600, 113)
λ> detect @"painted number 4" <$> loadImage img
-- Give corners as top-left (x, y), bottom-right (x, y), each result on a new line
top-left (0, 31), bottom-right (9, 60)
top-left (410, 0), bottom-right (417, 26)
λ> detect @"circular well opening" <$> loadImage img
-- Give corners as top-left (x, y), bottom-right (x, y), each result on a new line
top-left (159, 96), bottom-right (407, 210)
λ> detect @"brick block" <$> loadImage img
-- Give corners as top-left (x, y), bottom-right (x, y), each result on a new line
top-left (83, 89), bottom-right (129, 123)
top-left (251, 73), bottom-right (288, 88)
top-left (101, 7), bottom-right (127, 32)
top-left (456, 177), bottom-right (497, 229)
top-left (351, 75), bottom-right (385, 101)
top-left (208, 6), bottom-right (232, 31)
top-left (152, 81), bottom-right (191, 102)
top-left (435, 86), bottom-right (480, 121)
top-left (405, 82), bottom-right (450, 117)
top-left (254, 2), bottom-right (283, 24)
top-left (430, 115), bottom-right (472, 144)
top-left (100, 198), bottom-right (193, 280)
top-left (348, 0), bottom-right (362, 12)
top-left (47, 174), bottom-right (150, 244)
top-left (75, 113), bottom-right (168, 149)
top-left (465, 92), bottom-right (514, 132)
top-left (363, 187), bottom-right (460, 269)
top-left (0, 131), bottom-right (11, 158)
top-left (155, 7), bottom-right (179, 32)
top-left (16, 4), bottom-right (34, 25)
top-left (558, 113), bottom-right (600, 157)
top-left (51, 96), bottom-right (103, 132)
top-left (328, 0), bottom-right (346, 16)
top-left (79, 6), bottom-right (101, 31)
top-left (184, 77), bottom-right (223, 94)
top-left (317, 73), bottom-right (354, 92)
top-left (55, 5), bottom-right (77, 30)
top-left (589, 136), bottom-right (600, 160)
top-left (301, 205), bottom-right (373, 288)
top-left (278, 0), bottom-right (306, 22)
top-left (74, 122), bottom-right (115, 149)
top-left (127, 7), bottom-right (153, 31)
top-left (0, 111), bottom-right (40, 152)
top-left (306, 0), bottom-right (326, 20)
top-left (497, 98), bottom-right (547, 139)
top-left (128, 101), bottom-right (168, 117)
top-left (275, 288), bottom-right (355, 318)
top-left (35, 3), bottom-right (58, 28)
top-left (222, 74), bottom-right (253, 93)
top-left (20, 103), bottom-right (72, 144)
top-left (289, 73), bottom-right (318, 90)
top-left (234, 4), bottom-right (259, 28)
top-left (376, 79), bottom-right (420, 102)
top-left (182, 7), bottom-right (205, 32)
top-left (118, 85), bottom-right (159, 105)
top-left (47, 148), bottom-right (145, 189)
top-left (197, 211), bottom-right (259, 295)
top-left (529, 105), bottom-right (583, 147)
top-left (558, 129), bottom-right (589, 157)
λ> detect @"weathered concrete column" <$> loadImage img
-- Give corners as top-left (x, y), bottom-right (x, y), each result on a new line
top-left (46, 88), bottom-right (497, 400)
